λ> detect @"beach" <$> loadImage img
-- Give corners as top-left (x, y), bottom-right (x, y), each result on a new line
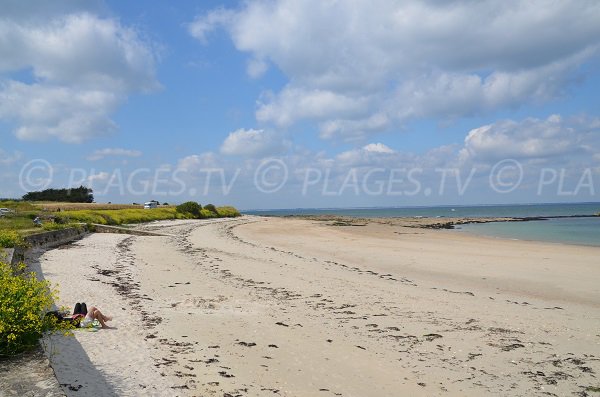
top-left (34, 216), bottom-right (600, 396)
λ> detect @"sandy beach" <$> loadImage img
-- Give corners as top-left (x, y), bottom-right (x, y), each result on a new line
top-left (33, 216), bottom-right (600, 396)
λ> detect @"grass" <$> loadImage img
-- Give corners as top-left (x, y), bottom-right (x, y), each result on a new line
top-left (0, 201), bottom-right (37, 212)
top-left (57, 206), bottom-right (240, 225)
top-left (37, 202), bottom-right (144, 211)
top-left (0, 216), bottom-right (37, 231)
top-left (56, 208), bottom-right (185, 225)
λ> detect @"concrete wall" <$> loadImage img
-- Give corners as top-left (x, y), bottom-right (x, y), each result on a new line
top-left (2, 228), bottom-right (88, 266)
top-left (24, 227), bottom-right (89, 250)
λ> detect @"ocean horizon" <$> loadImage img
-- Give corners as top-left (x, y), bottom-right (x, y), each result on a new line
top-left (243, 202), bottom-right (600, 247)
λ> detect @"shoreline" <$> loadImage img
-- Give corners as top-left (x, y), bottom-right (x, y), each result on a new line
top-left (277, 213), bottom-right (599, 228)
top-left (32, 216), bottom-right (600, 396)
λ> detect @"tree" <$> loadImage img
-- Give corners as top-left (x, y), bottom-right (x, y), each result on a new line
top-left (204, 203), bottom-right (217, 213)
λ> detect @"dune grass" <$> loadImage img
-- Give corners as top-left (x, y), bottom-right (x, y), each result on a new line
top-left (56, 208), bottom-right (185, 225)
top-left (37, 202), bottom-right (144, 211)
top-left (57, 206), bottom-right (240, 225)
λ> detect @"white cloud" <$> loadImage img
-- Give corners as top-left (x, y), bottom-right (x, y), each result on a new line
top-left (319, 113), bottom-right (390, 141)
top-left (336, 143), bottom-right (407, 167)
top-left (363, 143), bottom-right (394, 154)
top-left (0, 6), bottom-right (159, 143)
top-left (87, 148), bottom-right (143, 161)
top-left (247, 57), bottom-right (268, 79)
top-left (256, 87), bottom-right (371, 127)
top-left (187, 8), bottom-right (233, 44)
top-left (459, 114), bottom-right (600, 163)
top-left (220, 128), bottom-right (288, 157)
top-left (191, 0), bottom-right (600, 140)
top-left (0, 81), bottom-right (119, 143)
top-left (176, 153), bottom-right (220, 172)
top-left (87, 171), bottom-right (110, 183)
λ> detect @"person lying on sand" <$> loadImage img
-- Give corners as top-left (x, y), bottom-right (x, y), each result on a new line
top-left (46, 302), bottom-right (113, 329)
top-left (80, 306), bottom-right (112, 329)
top-left (71, 302), bottom-right (113, 329)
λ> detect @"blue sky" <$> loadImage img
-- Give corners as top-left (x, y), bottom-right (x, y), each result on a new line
top-left (1, 0), bottom-right (599, 209)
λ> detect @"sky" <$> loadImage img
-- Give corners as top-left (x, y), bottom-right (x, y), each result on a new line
top-left (1, 0), bottom-right (599, 210)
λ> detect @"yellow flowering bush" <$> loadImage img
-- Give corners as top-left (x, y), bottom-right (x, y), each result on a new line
top-left (0, 261), bottom-right (71, 357)
top-left (0, 230), bottom-right (26, 248)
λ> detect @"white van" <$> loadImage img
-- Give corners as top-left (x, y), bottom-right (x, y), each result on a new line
top-left (143, 201), bottom-right (158, 209)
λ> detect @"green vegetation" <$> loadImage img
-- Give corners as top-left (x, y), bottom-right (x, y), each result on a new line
top-left (204, 203), bottom-right (217, 214)
top-left (56, 208), bottom-right (184, 225)
top-left (176, 201), bottom-right (202, 218)
top-left (0, 201), bottom-right (43, 235)
top-left (175, 201), bottom-right (240, 219)
top-left (0, 230), bottom-right (26, 248)
top-left (0, 216), bottom-right (39, 235)
top-left (0, 200), bottom-right (240, 236)
top-left (199, 208), bottom-right (216, 218)
top-left (216, 206), bottom-right (241, 218)
top-left (0, 261), bottom-right (71, 357)
top-left (22, 186), bottom-right (93, 203)
top-left (41, 223), bottom-right (80, 232)
top-left (0, 201), bottom-right (37, 212)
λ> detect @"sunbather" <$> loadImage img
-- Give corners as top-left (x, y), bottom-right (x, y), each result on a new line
top-left (72, 302), bottom-right (113, 329)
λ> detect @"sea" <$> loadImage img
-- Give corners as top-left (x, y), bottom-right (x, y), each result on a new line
top-left (244, 202), bottom-right (600, 247)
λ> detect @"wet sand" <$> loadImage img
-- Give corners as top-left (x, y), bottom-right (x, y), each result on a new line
top-left (37, 216), bottom-right (600, 396)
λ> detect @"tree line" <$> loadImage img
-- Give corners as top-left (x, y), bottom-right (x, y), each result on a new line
top-left (22, 186), bottom-right (94, 203)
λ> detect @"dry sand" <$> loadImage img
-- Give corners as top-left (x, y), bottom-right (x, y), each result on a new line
top-left (35, 216), bottom-right (600, 396)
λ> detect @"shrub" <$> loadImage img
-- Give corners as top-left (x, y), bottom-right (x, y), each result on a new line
top-left (199, 208), bottom-right (217, 219)
top-left (216, 206), bottom-right (241, 218)
top-left (176, 201), bottom-right (202, 218)
top-left (0, 262), bottom-right (71, 357)
top-left (52, 215), bottom-right (68, 224)
top-left (204, 204), bottom-right (217, 213)
top-left (0, 230), bottom-right (26, 248)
